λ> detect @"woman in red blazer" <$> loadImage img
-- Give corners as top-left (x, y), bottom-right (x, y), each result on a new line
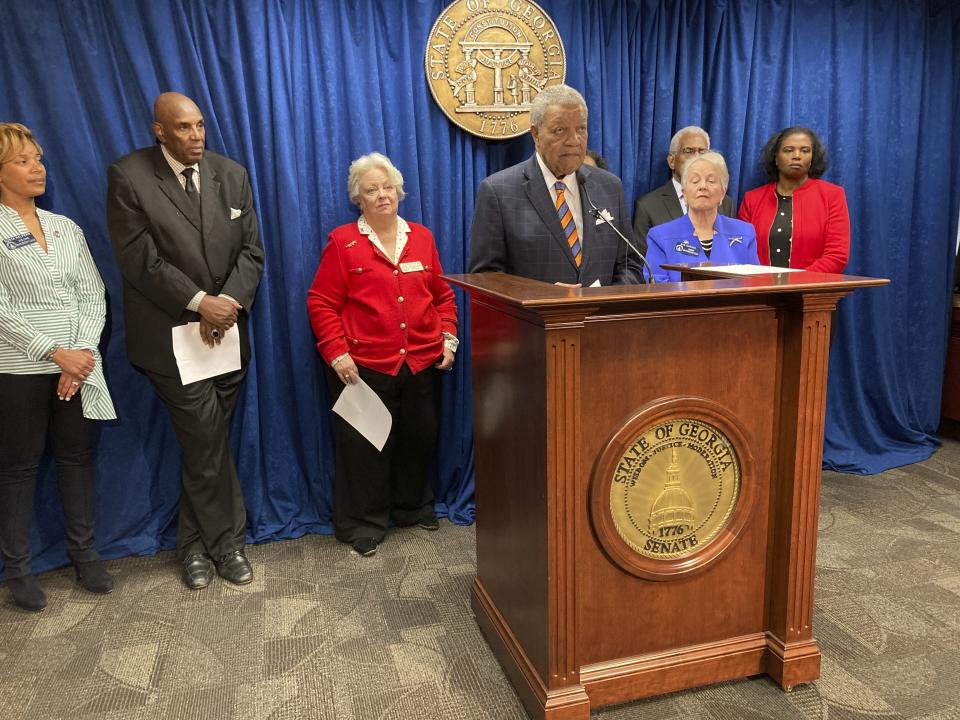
top-left (307, 153), bottom-right (458, 557)
top-left (739, 127), bottom-right (849, 273)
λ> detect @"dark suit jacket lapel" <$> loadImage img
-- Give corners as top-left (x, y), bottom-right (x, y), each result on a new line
top-left (577, 166), bottom-right (595, 274)
top-left (152, 147), bottom-right (201, 232)
top-left (523, 155), bottom-right (578, 271)
top-left (199, 157), bottom-right (220, 238)
top-left (659, 180), bottom-right (683, 221)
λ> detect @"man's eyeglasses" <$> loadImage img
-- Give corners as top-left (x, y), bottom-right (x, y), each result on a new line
top-left (678, 147), bottom-right (708, 156)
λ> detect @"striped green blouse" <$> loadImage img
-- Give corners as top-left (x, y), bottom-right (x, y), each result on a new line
top-left (0, 204), bottom-right (116, 420)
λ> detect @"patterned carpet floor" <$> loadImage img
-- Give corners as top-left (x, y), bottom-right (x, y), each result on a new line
top-left (2, 439), bottom-right (959, 719)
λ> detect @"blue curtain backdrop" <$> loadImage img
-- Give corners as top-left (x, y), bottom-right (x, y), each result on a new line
top-left (1, 0), bottom-right (958, 573)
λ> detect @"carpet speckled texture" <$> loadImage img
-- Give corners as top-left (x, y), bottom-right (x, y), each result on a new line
top-left (2, 440), bottom-right (959, 719)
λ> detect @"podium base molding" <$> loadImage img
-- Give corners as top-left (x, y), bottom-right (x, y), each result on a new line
top-left (472, 578), bottom-right (591, 720)
top-left (474, 574), bottom-right (823, 718)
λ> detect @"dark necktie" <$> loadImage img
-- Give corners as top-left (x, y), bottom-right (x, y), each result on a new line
top-left (181, 168), bottom-right (200, 213)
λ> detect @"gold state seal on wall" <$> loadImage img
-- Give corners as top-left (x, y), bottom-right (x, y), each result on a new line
top-left (610, 418), bottom-right (742, 560)
top-left (424, 0), bottom-right (567, 140)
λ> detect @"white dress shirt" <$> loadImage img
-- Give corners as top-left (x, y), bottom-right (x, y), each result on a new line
top-left (535, 152), bottom-right (584, 244)
top-left (672, 176), bottom-right (688, 214)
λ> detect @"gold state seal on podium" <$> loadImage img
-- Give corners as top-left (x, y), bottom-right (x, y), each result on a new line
top-left (609, 418), bottom-right (742, 561)
top-left (590, 396), bottom-right (758, 581)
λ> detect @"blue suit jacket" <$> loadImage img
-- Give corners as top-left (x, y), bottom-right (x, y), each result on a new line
top-left (645, 214), bottom-right (758, 283)
top-left (468, 155), bottom-right (636, 285)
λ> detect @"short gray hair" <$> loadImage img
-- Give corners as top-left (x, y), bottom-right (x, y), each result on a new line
top-left (679, 150), bottom-right (729, 192)
top-left (347, 152), bottom-right (406, 206)
top-left (668, 125), bottom-right (710, 156)
top-left (529, 84), bottom-right (587, 129)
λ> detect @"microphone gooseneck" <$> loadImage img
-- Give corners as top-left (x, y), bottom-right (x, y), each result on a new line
top-left (580, 181), bottom-right (657, 284)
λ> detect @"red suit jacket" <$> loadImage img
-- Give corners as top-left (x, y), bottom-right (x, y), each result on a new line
top-left (307, 219), bottom-right (457, 375)
top-left (738, 178), bottom-right (850, 273)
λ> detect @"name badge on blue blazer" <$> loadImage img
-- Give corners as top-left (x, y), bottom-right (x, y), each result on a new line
top-left (3, 233), bottom-right (36, 250)
top-left (675, 240), bottom-right (699, 256)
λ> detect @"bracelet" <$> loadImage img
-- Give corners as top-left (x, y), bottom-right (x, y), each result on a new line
top-left (442, 332), bottom-right (459, 353)
top-left (45, 345), bottom-right (60, 361)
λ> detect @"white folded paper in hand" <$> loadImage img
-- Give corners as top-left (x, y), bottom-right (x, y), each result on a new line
top-left (171, 322), bottom-right (242, 385)
top-left (333, 378), bottom-right (393, 451)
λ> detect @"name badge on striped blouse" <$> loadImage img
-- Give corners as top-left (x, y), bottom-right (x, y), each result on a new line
top-left (3, 233), bottom-right (36, 250)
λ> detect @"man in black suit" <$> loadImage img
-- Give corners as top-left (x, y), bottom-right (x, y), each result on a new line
top-left (107, 92), bottom-right (264, 590)
top-left (632, 125), bottom-right (735, 256)
top-left (469, 85), bottom-right (635, 286)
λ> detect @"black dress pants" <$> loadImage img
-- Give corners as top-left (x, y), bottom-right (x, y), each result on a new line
top-left (147, 367), bottom-right (248, 560)
top-left (0, 373), bottom-right (99, 579)
top-left (326, 363), bottom-right (438, 543)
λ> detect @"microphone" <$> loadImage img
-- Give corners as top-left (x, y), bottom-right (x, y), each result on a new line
top-left (580, 176), bottom-right (657, 284)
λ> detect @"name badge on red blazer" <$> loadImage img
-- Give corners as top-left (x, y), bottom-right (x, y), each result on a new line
top-left (3, 233), bottom-right (36, 250)
top-left (400, 261), bottom-right (425, 272)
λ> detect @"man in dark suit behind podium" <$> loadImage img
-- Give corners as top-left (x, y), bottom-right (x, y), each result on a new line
top-left (106, 92), bottom-right (264, 590)
top-left (632, 125), bottom-right (736, 256)
top-left (468, 84), bottom-right (635, 286)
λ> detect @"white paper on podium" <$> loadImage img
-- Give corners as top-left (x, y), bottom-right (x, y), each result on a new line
top-left (696, 264), bottom-right (805, 276)
top-left (171, 323), bottom-right (242, 385)
top-left (333, 378), bottom-right (393, 451)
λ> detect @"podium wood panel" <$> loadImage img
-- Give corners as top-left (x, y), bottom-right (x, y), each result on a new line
top-left (448, 271), bottom-right (888, 719)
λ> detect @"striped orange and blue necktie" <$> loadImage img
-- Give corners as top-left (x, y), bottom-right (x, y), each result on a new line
top-left (554, 182), bottom-right (581, 267)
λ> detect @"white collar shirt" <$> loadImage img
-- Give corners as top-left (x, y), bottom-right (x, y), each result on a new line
top-left (672, 176), bottom-right (687, 214)
top-left (536, 152), bottom-right (583, 243)
top-left (161, 144), bottom-right (200, 194)
top-left (358, 214), bottom-right (410, 265)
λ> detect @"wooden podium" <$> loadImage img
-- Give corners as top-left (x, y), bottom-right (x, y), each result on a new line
top-left (445, 271), bottom-right (887, 719)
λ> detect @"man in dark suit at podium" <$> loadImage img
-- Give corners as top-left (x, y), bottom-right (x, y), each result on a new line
top-left (106, 92), bottom-right (264, 591)
top-left (468, 85), bottom-right (635, 286)
top-left (632, 125), bottom-right (735, 256)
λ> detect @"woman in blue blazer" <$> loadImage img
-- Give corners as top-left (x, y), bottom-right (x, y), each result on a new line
top-left (645, 151), bottom-right (758, 282)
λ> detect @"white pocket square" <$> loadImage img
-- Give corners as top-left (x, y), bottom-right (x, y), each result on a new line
top-left (230, 207), bottom-right (242, 220)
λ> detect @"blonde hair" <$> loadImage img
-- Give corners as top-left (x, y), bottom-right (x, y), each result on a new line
top-left (347, 152), bottom-right (406, 206)
top-left (0, 123), bottom-right (43, 166)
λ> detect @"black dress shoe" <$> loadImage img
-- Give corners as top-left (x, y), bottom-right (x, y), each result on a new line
top-left (216, 550), bottom-right (253, 585)
top-left (75, 559), bottom-right (113, 594)
top-left (7, 576), bottom-right (47, 611)
top-left (352, 537), bottom-right (378, 556)
top-left (417, 515), bottom-right (440, 531)
top-left (183, 554), bottom-right (214, 590)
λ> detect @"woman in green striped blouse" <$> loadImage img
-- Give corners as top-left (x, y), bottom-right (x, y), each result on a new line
top-left (0, 123), bottom-right (116, 611)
